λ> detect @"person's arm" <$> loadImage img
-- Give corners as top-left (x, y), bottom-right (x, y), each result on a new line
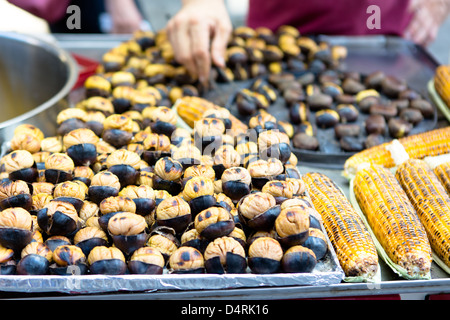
top-left (105, 0), bottom-right (143, 34)
top-left (404, 0), bottom-right (450, 46)
top-left (166, 0), bottom-right (232, 85)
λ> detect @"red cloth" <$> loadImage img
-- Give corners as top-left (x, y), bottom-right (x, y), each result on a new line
top-left (247, 0), bottom-right (413, 37)
top-left (8, 0), bottom-right (71, 23)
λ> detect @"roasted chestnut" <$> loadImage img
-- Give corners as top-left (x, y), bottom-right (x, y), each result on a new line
top-left (102, 114), bottom-right (134, 148)
top-left (56, 108), bottom-right (88, 137)
top-left (172, 145), bottom-right (202, 169)
top-left (193, 117), bottom-right (226, 152)
top-left (17, 242), bottom-right (52, 275)
top-left (119, 185), bottom-right (156, 216)
top-left (0, 245), bottom-right (16, 275)
top-left (2, 150), bottom-right (38, 183)
top-left (275, 206), bottom-right (310, 247)
top-left (293, 133), bottom-right (319, 151)
top-left (106, 149), bottom-right (141, 188)
top-left (44, 235), bottom-right (71, 252)
top-left (37, 200), bottom-right (80, 237)
top-left (237, 192), bottom-right (280, 231)
top-left (236, 88), bottom-right (269, 116)
top-left (142, 133), bottom-right (172, 165)
top-left (155, 196), bottom-right (192, 234)
top-left (88, 246), bottom-right (127, 275)
top-left (203, 236), bottom-right (246, 274)
top-left (303, 228), bottom-right (328, 260)
top-left (400, 108), bottom-right (424, 125)
top-left (0, 179), bottom-right (32, 211)
top-left (169, 246), bottom-right (205, 274)
top-left (340, 136), bottom-right (364, 152)
top-left (258, 130), bottom-right (291, 164)
top-left (365, 134), bottom-right (385, 149)
top-left (182, 176), bottom-right (216, 216)
top-left (63, 128), bottom-right (99, 167)
top-left (98, 196), bottom-right (136, 231)
top-left (247, 158), bottom-right (284, 189)
top-left (388, 118), bottom-right (412, 139)
top-left (410, 99), bottom-right (434, 118)
top-left (153, 157), bottom-right (183, 195)
top-left (261, 180), bottom-right (294, 204)
top-left (315, 109), bottom-right (340, 129)
top-left (50, 245), bottom-right (87, 275)
top-left (44, 153), bottom-right (75, 184)
top-left (53, 181), bottom-right (86, 213)
top-left (221, 167), bottom-right (251, 201)
top-left (194, 207), bottom-right (235, 240)
top-left (365, 114), bottom-right (386, 135)
top-left (369, 103), bottom-right (398, 120)
top-left (147, 226), bottom-right (179, 261)
top-left (74, 226), bottom-right (109, 257)
top-left (108, 212), bottom-right (149, 256)
top-left (248, 237), bottom-right (283, 274)
top-left (213, 145), bottom-right (242, 178)
top-left (128, 246), bottom-right (165, 275)
top-left (84, 74), bottom-right (112, 98)
top-left (0, 207), bottom-right (33, 252)
top-left (88, 171), bottom-right (121, 205)
top-left (380, 75), bottom-right (407, 98)
top-left (143, 106), bottom-right (178, 137)
top-left (281, 245), bottom-right (317, 273)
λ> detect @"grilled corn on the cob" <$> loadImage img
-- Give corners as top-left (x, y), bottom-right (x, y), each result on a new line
top-left (344, 127), bottom-right (450, 179)
top-left (434, 161), bottom-right (450, 195)
top-left (434, 65), bottom-right (450, 108)
top-left (353, 163), bottom-right (432, 279)
top-left (396, 159), bottom-right (450, 270)
top-left (303, 172), bottom-right (378, 280)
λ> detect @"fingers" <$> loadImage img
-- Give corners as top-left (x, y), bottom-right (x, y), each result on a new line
top-left (167, 17), bottom-right (198, 80)
top-left (190, 20), bottom-right (213, 85)
top-left (211, 23), bottom-right (232, 69)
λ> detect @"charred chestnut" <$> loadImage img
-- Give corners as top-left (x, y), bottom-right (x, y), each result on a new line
top-left (388, 118), bottom-right (412, 139)
top-left (119, 185), bottom-right (156, 216)
top-left (293, 133), bottom-right (319, 151)
top-left (0, 207), bottom-right (33, 252)
top-left (98, 196), bottom-right (136, 231)
top-left (258, 130), bottom-right (291, 164)
top-left (50, 245), bottom-right (87, 275)
top-left (108, 212), bottom-right (149, 256)
top-left (0, 245), bottom-right (16, 275)
top-left (410, 99), bottom-right (434, 118)
top-left (247, 158), bottom-right (284, 189)
top-left (237, 192), bottom-right (280, 231)
top-left (142, 133), bottom-right (172, 166)
top-left (282, 245), bottom-right (316, 273)
top-left (203, 236), bottom-right (246, 274)
top-left (44, 235), bottom-right (71, 252)
top-left (0, 179), bottom-right (32, 211)
top-left (74, 226), bottom-right (109, 257)
top-left (182, 176), bottom-right (216, 217)
top-left (106, 149), bottom-right (141, 188)
top-left (315, 109), bottom-right (340, 129)
top-left (84, 75), bottom-right (112, 98)
top-left (147, 226), bottom-right (179, 262)
top-left (143, 106), bottom-right (178, 137)
top-left (17, 242), bottom-right (52, 275)
top-left (88, 171), bottom-right (121, 205)
top-left (399, 108), bottom-right (424, 125)
top-left (221, 167), bottom-right (251, 201)
top-left (153, 157), bottom-right (183, 195)
top-left (63, 128), bottom-right (99, 167)
top-left (53, 181), bottom-right (86, 212)
top-left (44, 153), bottom-right (74, 184)
top-left (193, 117), bottom-right (226, 152)
top-left (275, 206), bottom-right (310, 247)
top-left (128, 246), bottom-right (165, 275)
top-left (248, 237), bottom-right (283, 274)
top-left (169, 246), bottom-right (205, 274)
top-left (155, 196), bottom-right (191, 234)
top-left (37, 201), bottom-right (80, 237)
top-left (365, 114), bottom-right (386, 135)
top-left (88, 246), bottom-right (127, 275)
top-left (194, 207), bottom-right (235, 240)
top-left (303, 228), bottom-right (328, 260)
top-left (102, 114), bottom-right (134, 148)
top-left (213, 145), bottom-right (242, 178)
top-left (261, 180), bottom-right (294, 204)
top-left (3, 150), bottom-right (38, 183)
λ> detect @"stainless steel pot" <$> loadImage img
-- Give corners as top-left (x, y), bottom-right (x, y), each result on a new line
top-left (0, 32), bottom-right (78, 144)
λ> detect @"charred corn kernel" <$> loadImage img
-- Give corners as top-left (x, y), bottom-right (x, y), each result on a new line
top-left (434, 65), bottom-right (450, 107)
top-left (344, 127), bottom-right (450, 178)
top-left (434, 161), bottom-right (450, 195)
top-left (396, 159), bottom-right (450, 269)
top-left (353, 164), bottom-right (432, 278)
top-left (303, 172), bottom-right (378, 279)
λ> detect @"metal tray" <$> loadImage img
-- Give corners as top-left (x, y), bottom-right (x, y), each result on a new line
top-left (215, 36), bottom-right (440, 170)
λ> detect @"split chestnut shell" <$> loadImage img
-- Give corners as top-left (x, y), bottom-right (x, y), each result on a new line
top-left (128, 246), bottom-right (165, 275)
top-left (281, 245), bottom-right (317, 273)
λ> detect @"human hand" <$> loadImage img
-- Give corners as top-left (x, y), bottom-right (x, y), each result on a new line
top-left (106, 0), bottom-right (144, 34)
top-left (404, 0), bottom-right (450, 46)
top-left (166, 0), bottom-right (232, 86)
